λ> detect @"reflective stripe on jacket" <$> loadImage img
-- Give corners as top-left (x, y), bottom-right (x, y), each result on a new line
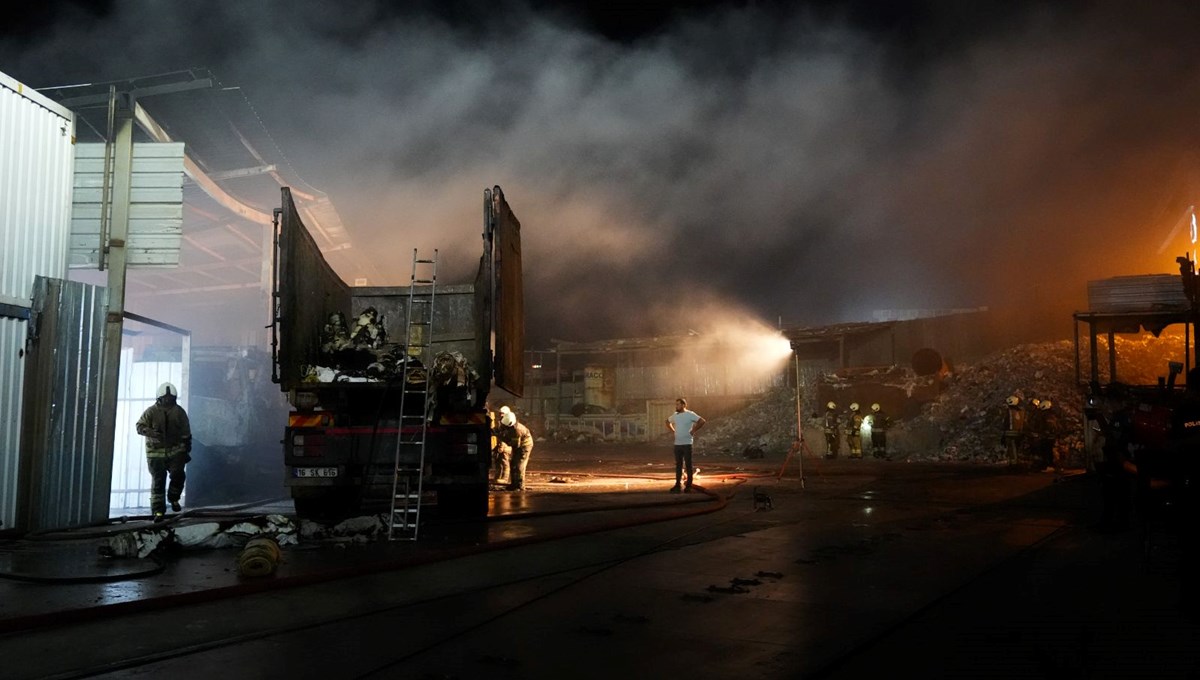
top-left (136, 403), bottom-right (192, 458)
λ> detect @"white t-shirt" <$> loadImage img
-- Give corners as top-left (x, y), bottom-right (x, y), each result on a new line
top-left (669, 410), bottom-right (703, 445)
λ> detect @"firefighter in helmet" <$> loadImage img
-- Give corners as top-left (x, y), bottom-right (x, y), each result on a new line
top-left (1001, 395), bottom-right (1026, 465)
top-left (869, 403), bottom-right (891, 459)
top-left (1034, 399), bottom-right (1059, 473)
top-left (135, 382), bottom-right (192, 521)
top-left (489, 405), bottom-right (512, 486)
top-left (494, 409), bottom-right (534, 492)
top-left (846, 402), bottom-right (864, 458)
top-left (823, 402), bottom-right (841, 459)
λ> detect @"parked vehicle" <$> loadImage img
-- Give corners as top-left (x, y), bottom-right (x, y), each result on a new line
top-left (270, 186), bottom-right (524, 519)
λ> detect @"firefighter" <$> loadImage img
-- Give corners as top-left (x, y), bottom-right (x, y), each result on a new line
top-left (489, 405), bottom-right (512, 486)
top-left (823, 402), bottom-right (841, 459)
top-left (135, 382), bottom-right (192, 521)
top-left (1036, 399), bottom-right (1059, 474)
top-left (495, 409), bottom-right (534, 492)
top-left (869, 403), bottom-right (890, 459)
top-left (1001, 395), bottom-right (1025, 465)
top-left (846, 402), bottom-right (864, 458)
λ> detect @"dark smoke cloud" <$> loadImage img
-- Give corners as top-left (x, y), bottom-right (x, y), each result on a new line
top-left (5, 1), bottom-right (1200, 346)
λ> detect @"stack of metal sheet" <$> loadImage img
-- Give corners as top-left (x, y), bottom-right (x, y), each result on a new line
top-left (1087, 275), bottom-right (1189, 312)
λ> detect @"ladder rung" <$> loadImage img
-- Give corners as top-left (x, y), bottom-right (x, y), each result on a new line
top-left (415, 259), bottom-right (435, 264)
top-left (413, 278), bottom-right (434, 284)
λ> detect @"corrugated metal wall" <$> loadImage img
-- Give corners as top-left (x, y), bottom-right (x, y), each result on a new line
top-left (0, 318), bottom-right (25, 532)
top-left (20, 277), bottom-right (107, 531)
top-left (71, 143), bottom-right (185, 267)
top-left (0, 71), bottom-right (75, 531)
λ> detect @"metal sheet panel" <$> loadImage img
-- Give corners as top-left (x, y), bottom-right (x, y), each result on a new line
top-left (69, 142), bottom-right (185, 268)
top-left (19, 277), bottom-right (108, 531)
top-left (0, 72), bottom-right (74, 302)
top-left (274, 187), bottom-right (353, 391)
top-left (492, 186), bottom-right (525, 397)
top-left (0, 71), bottom-right (75, 533)
top-left (0, 317), bottom-right (25, 530)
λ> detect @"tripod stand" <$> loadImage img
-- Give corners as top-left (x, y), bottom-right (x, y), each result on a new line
top-left (776, 353), bottom-right (815, 488)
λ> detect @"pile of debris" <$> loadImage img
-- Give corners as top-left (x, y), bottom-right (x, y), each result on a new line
top-left (303, 308), bottom-right (416, 382)
top-left (893, 341), bottom-right (1084, 463)
top-left (701, 336), bottom-right (1181, 464)
top-left (701, 387), bottom-right (800, 458)
top-left (104, 514), bottom-right (299, 559)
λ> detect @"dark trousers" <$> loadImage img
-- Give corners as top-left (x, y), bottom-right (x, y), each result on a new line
top-left (824, 432), bottom-right (839, 457)
top-left (510, 448), bottom-right (531, 490)
top-left (872, 432), bottom-right (887, 457)
top-left (493, 445), bottom-right (511, 484)
top-left (148, 453), bottom-right (188, 514)
top-left (674, 444), bottom-right (694, 486)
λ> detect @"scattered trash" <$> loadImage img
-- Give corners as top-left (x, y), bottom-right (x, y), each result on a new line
top-left (104, 514), bottom-right (298, 559)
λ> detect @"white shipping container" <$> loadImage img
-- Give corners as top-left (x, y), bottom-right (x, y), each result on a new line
top-left (0, 70), bottom-right (75, 530)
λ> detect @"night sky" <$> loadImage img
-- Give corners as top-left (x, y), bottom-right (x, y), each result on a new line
top-left (4, 1), bottom-right (1200, 346)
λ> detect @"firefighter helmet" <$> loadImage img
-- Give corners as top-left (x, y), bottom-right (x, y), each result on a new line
top-left (1039, 400), bottom-right (1052, 410)
top-left (499, 405), bottom-right (512, 415)
top-left (1030, 397), bottom-right (1041, 409)
top-left (1005, 395), bottom-right (1020, 406)
top-left (849, 402), bottom-right (860, 412)
top-left (501, 411), bottom-right (516, 427)
top-left (871, 403), bottom-right (881, 412)
top-left (826, 401), bottom-right (836, 410)
top-left (157, 382), bottom-right (178, 399)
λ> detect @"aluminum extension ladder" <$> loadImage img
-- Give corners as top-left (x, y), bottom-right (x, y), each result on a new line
top-left (388, 249), bottom-right (437, 540)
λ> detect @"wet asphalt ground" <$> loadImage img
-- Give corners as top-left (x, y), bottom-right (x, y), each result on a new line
top-left (1, 442), bottom-right (1197, 679)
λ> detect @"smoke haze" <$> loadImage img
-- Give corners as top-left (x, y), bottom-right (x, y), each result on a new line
top-left (5, 1), bottom-right (1200, 345)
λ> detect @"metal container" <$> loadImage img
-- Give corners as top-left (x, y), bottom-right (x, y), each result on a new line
top-left (0, 71), bottom-right (75, 531)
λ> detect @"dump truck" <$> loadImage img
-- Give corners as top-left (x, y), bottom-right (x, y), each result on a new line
top-left (270, 186), bottom-right (524, 519)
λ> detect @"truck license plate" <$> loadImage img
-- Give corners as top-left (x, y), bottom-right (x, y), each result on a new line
top-left (293, 467), bottom-right (338, 478)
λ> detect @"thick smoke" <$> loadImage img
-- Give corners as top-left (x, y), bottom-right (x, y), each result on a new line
top-left (5, 1), bottom-right (1200, 347)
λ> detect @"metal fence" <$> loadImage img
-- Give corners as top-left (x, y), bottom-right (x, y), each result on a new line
top-left (547, 415), bottom-right (650, 442)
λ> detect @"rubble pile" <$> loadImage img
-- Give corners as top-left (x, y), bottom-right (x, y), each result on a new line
top-left (702, 387), bottom-right (800, 458)
top-left (699, 336), bottom-right (1182, 464)
top-left (898, 336), bottom-right (1183, 463)
top-left (895, 341), bottom-right (1084, 463)
top-left (1092, 330), bottom-right (1186, 385)
top-left (303, 308), bottom-right (417, 383)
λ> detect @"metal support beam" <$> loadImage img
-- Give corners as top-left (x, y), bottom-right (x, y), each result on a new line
top-left (0, 302), bottom-right (31, 320)
top-left (57, 78), bottom-right (214, 107)
top-left (94, 96), bottom-right (136, 517)
top-left (132, 103), bottom-right (273, 226)
top-left (207, 164), bottom-right (277, 181)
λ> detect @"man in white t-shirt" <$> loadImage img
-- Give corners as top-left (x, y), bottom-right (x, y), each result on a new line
top-left (666, 397), bottom-right (706, 493)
